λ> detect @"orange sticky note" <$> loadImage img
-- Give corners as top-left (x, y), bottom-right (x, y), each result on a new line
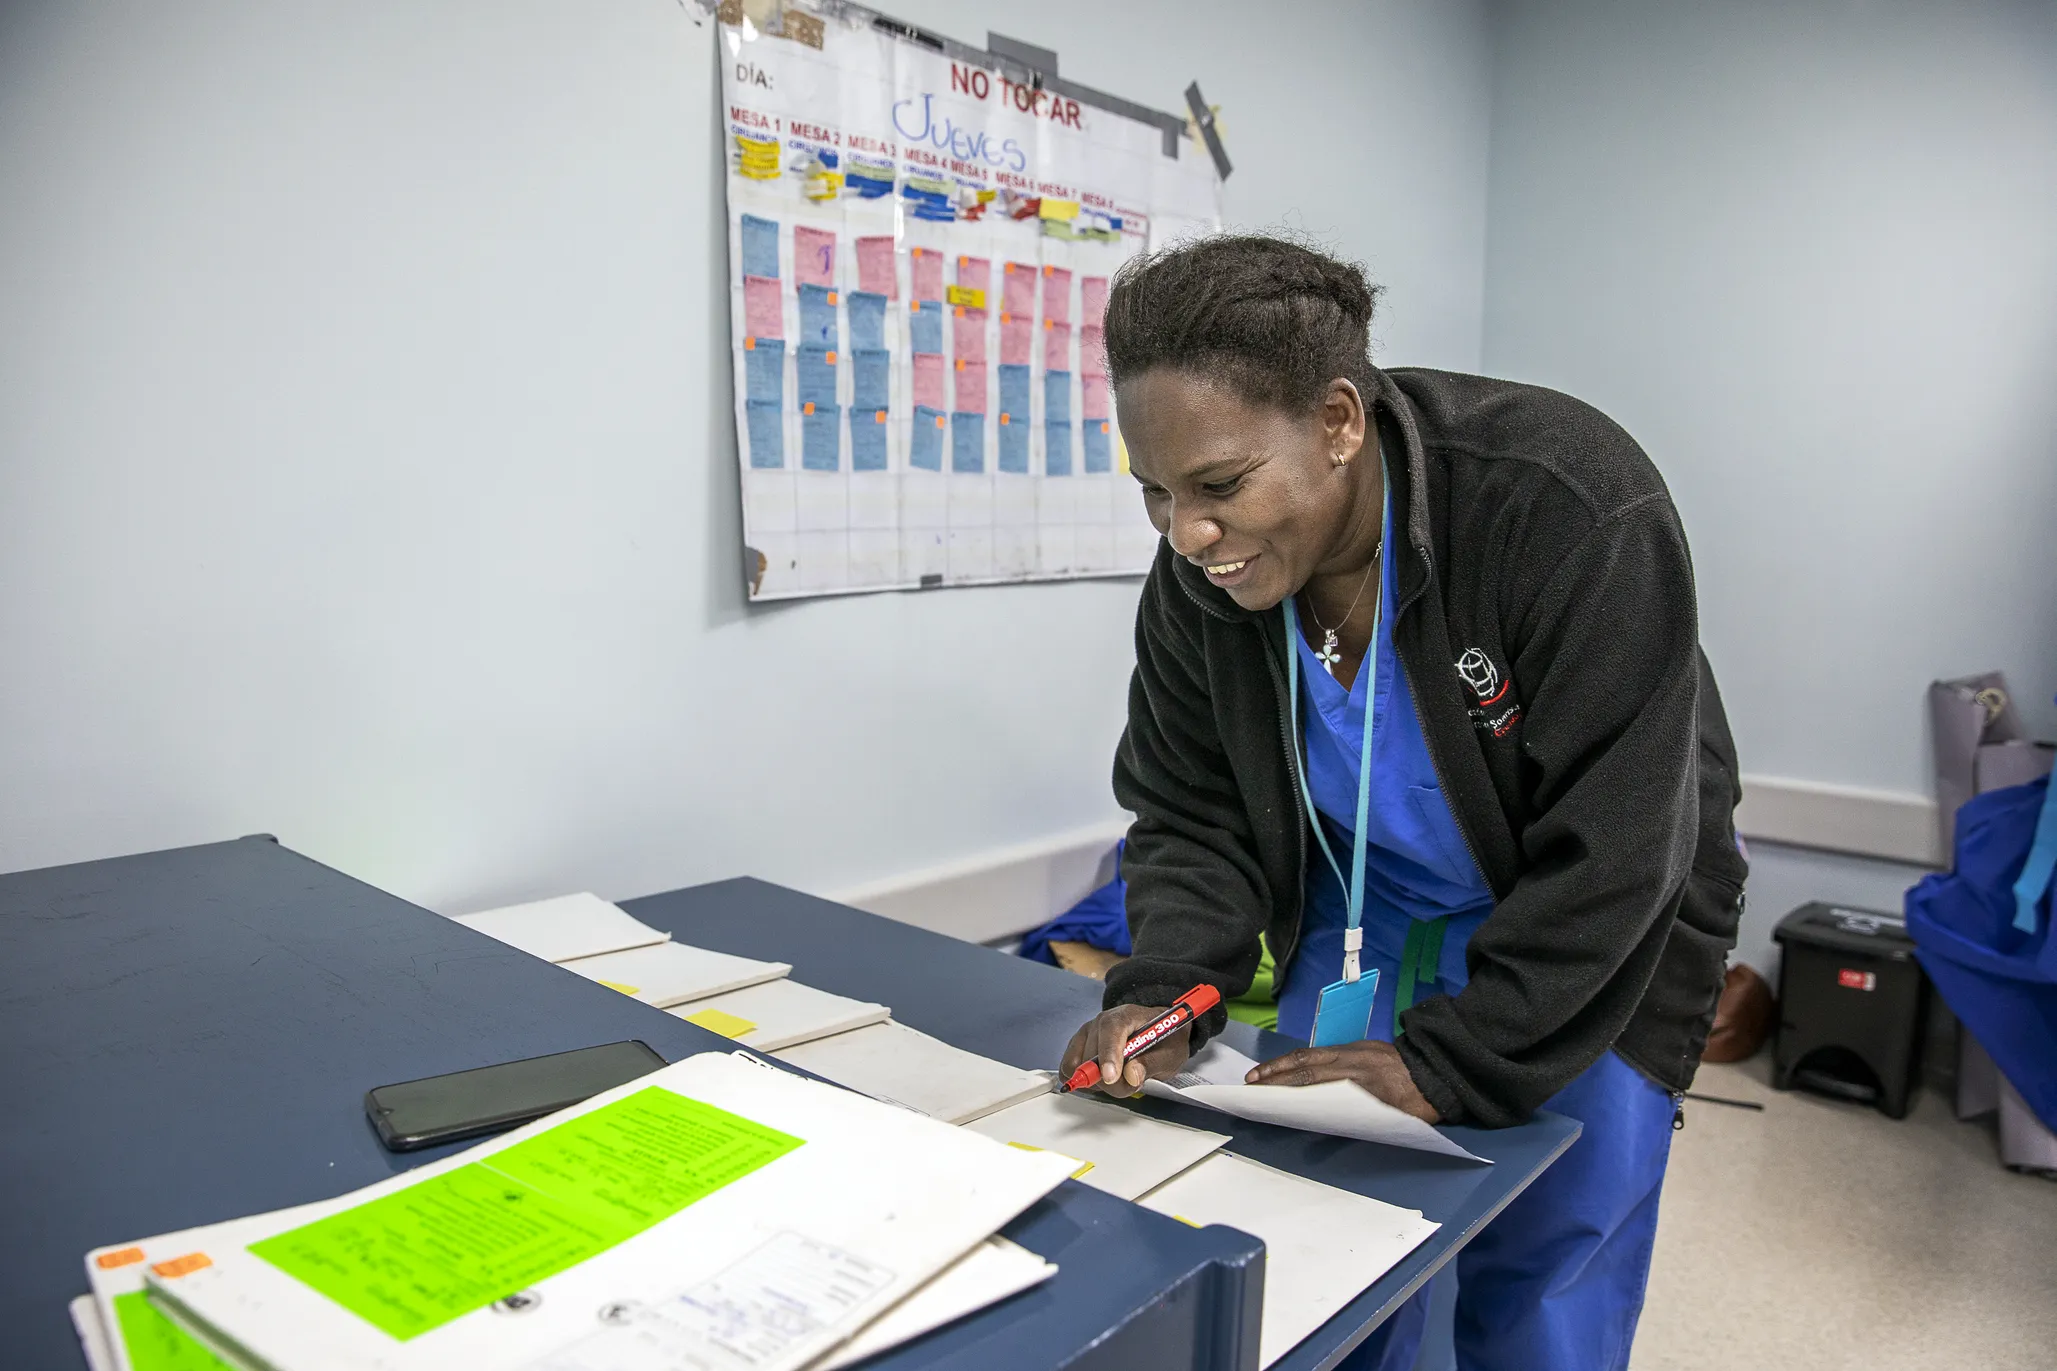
top-left (910, 299), bottom-right (922, 311)
top-left (1004, 262), bottom-right (1015, 274)
top-left (96, 1248), bottom-right (145, 1270)
top-left (803, 401), bottom-right (816, 415)
top-left (955, 358), bottom-right (965, 371)
top-left (954, 305), bottom-right (965, 318)
top-left (935, 414), bottom-right (946, 429)
top-left (874, 409), bottom-right (887, 423)
top-left (152, 1252), bottom-right (212, 1279)
top-left (826, 350), bottom-right (837, 364)
top-left (1043, 264), bottom-right (1055, 276)
top-left (1000, 412), bottom-right (1011, 425)
top-left (827, 291), bottom-right (838, 306)
top-left (958, 254), bottom-right (969, 267)
top-left (744, 336), bottom-right (756, 350)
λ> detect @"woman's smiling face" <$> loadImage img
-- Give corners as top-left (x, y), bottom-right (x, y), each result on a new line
top-left (1118, 368), bottom-right (1372, 611)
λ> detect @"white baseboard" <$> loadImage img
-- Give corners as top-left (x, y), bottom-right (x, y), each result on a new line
top-left (824, 777), bottom-right (1937, 948)
top-left (1734, 773), bottom-right (1939, 866)
top-left (825, 818), bottom-right (1130, 944)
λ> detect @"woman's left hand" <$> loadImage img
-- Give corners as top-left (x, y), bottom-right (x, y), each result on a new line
top-left (1243, 1040), bottom-right (1440, 1123)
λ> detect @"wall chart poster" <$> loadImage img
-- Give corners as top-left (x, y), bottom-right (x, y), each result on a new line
top-left (718, 8), bottom-right (1222, 599)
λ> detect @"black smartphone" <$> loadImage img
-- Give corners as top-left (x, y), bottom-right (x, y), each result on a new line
top-left (365, 1040), bottom-right (666, 1151)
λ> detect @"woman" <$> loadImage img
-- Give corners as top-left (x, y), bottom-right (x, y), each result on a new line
top-left (1060, 235), bottom-right (1747, 1371)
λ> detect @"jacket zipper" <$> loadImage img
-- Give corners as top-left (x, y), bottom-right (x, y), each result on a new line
top-left (1394, 643), bottom-right (1495, 896)
top-left (1260, 615), bottom-right (1310, 976)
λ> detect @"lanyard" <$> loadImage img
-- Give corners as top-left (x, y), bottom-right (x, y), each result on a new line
top-left (1283, 475), bottom-right (1389, 985)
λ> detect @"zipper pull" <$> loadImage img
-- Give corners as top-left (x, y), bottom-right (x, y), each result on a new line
top-left (1671, 1090), bottom-right (1686, 1132)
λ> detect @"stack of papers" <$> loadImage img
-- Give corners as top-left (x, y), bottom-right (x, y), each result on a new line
top-left (667, 978), bottom-right (889, 1051)
top-left (1138, 1152), bottom-right (1440, 1368)
top-left (773, 1021), bottom-right (1055, 1125)
top-left (88, 1053), bottom-right (1075, 1371)
top-left (560, 939), bottom-right (790, 1008)
top-left (1144, 1041), bottom-right (1488, 1162)
top-left (962, 1093), bottom-right (1231, 1200)
top-left (451, 893), bottom-right (669, 964)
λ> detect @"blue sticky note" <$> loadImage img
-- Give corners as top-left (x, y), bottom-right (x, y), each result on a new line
top-left (802, 401), bottom-right (841, 471)
top-left (998, 415), bottom-right (1029, 474)
top-left (746, 399), bottom-right (784, 469)
top-left (910, 406), bottom-right (946, 471)
top-left (848, 291), bottom-right (888, 352)
top-left (952, 411), bottom-right (984, 473)
top-left (909, 301), bottom-right (943, 354)
top-left (1047, 420), bottom-right (1075, 476)
top-left (851, 411), bottom-right (888, 471)
top-left (1044, 369), bottom-right (1073, 426)
top-left (744, 339), bottom-right (785, 404)
top-left (741, 213), bottom-right (780, 280)
top-left (853, 348), bottom-right (890, 411)
top-left (997, 363), bottom-right (1030, 424)
top-left (797, 345), bottom-right (837, 407)
top-left (1081, 419), bottom-right (1110, 473)
top-left (797, 283), bottom-right (838, 348)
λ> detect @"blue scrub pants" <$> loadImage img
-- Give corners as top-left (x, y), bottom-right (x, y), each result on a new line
top-left (1340, 1050), bottom-right (1677, 1371)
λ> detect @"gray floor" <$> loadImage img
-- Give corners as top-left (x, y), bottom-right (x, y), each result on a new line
top-left (1632, 1057), bottom-right (2057, 1369)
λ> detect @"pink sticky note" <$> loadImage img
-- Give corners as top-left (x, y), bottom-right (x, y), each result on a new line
top-left (793, 226), bottom-right (836, 288)
top-left (1000, 315), bottom-right (1033, 366)
top-left (1081, 374), bottom-right (1110, 421)
top-left (743, 274), bottom-right (783, 339)
top-left (1002, 263), bottom-right (1036, 316)
top-left (912, 352), bottom-right (946, 411)
top-left (911, 247), bottom-right (943, 302)
top-left (856, 235), bottom-right (897, 299)
top-left (1080, 324), bottom-right (1107, 378)
top-left (1081, 276), bottom-right (1109, 327)
top-left (953, 307), bottom-right (988, 364)
top-left (956, 254), bottom-right (991, 297)
top-left (1043, 320), bottom-right (1072, 373)
top-left (1040, 266), bottom-right (1073, 324)
top-left (954, 359), bottom-right (987, 414)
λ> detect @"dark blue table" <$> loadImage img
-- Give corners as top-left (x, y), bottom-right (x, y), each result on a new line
top-left (625, 878), bottom-right (1582, 1371)
top-left (0, 839), bottom-right (1262, 1371)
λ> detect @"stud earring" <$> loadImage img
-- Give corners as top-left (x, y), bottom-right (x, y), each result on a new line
top-left (1332, 452), bottom-right (1348, 468)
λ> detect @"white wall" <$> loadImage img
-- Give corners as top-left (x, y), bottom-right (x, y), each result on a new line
top-left (1483, 0), bottom-right (2057, 799)
top-left (0, 1), bottom-right (1493, 909)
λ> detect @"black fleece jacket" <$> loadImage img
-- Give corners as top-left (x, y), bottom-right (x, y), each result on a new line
top-left (1104, 367), bottom-right (1748, 1128)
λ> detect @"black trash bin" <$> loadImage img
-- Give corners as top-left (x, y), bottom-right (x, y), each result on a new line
top-left (1772, 902), bottom-right (1928, 1118)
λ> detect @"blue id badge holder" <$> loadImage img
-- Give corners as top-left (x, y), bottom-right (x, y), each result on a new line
top-left (1287, 473), bottom-right (1389, 1049)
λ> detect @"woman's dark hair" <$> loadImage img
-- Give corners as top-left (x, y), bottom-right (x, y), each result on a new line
top-left (1101, 234), bottom-right (1382, 413)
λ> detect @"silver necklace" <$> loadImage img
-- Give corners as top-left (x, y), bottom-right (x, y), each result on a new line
top-left (1303, 541), bottom-right (1381, 676)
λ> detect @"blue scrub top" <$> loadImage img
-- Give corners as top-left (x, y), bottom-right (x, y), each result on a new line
top-left (1277, 509), bottom-right (1496, 1042)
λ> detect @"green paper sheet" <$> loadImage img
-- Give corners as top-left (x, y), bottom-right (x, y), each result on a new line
top-left (112, 1291), bottom-right (237, 1371)
top-left (249, 1087), bottom-right (803, 1342)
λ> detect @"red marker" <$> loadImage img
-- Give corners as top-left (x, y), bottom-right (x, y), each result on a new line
top-left (1061, 985), bottom-right (1222, 1093)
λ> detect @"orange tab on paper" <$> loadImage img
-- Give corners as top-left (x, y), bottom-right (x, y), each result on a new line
top-left (152, 1252), bottom-right (213, 1279)
top-left (96, 1247), bottom-right (145, 1270)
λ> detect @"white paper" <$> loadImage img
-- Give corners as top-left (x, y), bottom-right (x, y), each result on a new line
top-left (452, 893), bottom-right (669, 964)
top-left (562, 940), bottom-right (790, 1009)
top-left (962, 1093), bottom-right (1230, 1201)
top-left (147, 1053), bottom-right (1077, 1371)
top-left (1142, 1043), bottom-right (1488, 1163)
top-left (668, 979), bottom-right (890, 1052)
top-left (1139, 1153), bottom-right (1440, 1368)
top-left (813, 1237), bottom-right (1055, 1371)
top-left (773, 1020), bottom-right (1053, 1125)
top-left (69, 1295), bottom-right (115, 1371)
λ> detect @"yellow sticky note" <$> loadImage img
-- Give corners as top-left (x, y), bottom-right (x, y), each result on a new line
top-left (946, 284), bottom-right (986, 310)
top-left (596, 980), bottom-right (641, 997)
top-left (1038, 197), bottom-right (1080, 222)
top-left (683, 1008), bottom-right (757, 1038)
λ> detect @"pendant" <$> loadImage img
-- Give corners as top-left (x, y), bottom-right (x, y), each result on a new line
top-left (1316, 629), bottom-right (1342, 675)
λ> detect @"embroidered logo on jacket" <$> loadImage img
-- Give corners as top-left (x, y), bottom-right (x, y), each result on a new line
top-left (1456, 648), bottom-right (1523, 737)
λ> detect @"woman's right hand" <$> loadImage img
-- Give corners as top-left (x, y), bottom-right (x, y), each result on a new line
top-left (1059, 1004), bottom-right (1194, 1097)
